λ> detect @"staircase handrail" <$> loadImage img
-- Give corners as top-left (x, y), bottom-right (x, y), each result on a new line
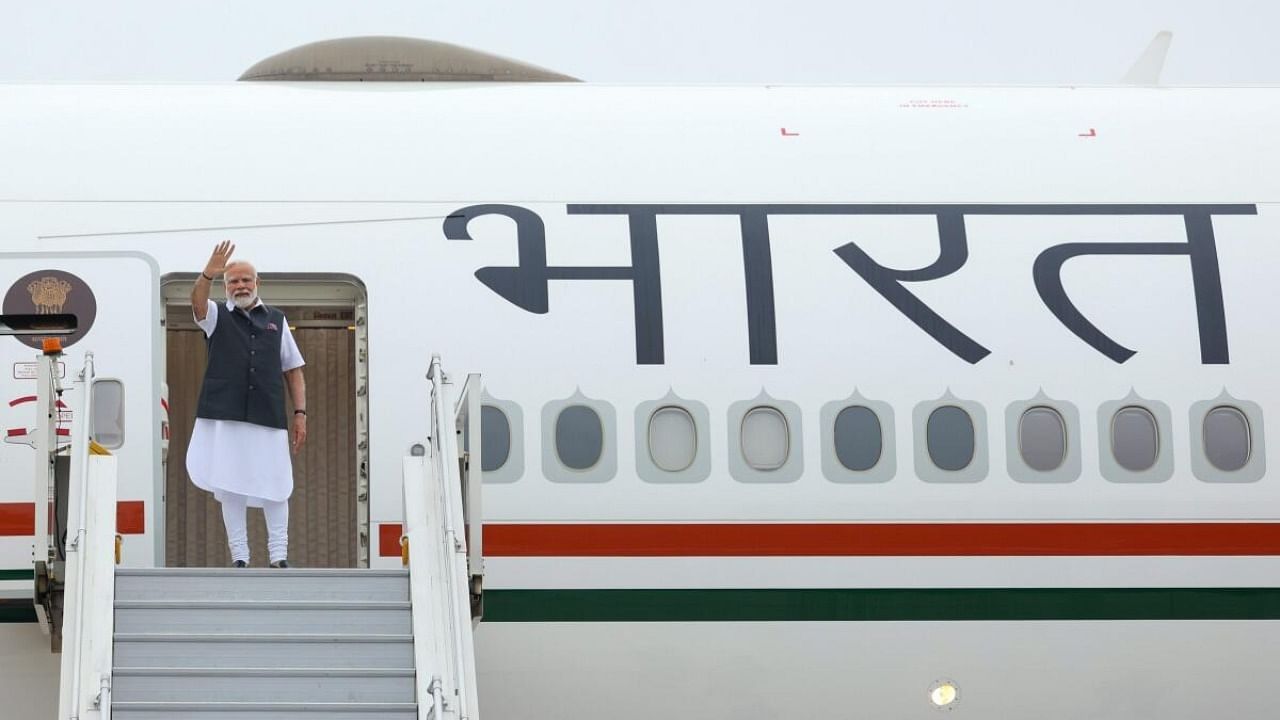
top-left (403, 354), bottom-right (480, 720)
top-left (433, 364), bottom-right (481, 715)
top-left (57, 353), bottom-right (119, 719)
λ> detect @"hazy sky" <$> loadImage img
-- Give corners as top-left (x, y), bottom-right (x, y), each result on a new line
top-left (1, 0), bottom-right (1277, 85)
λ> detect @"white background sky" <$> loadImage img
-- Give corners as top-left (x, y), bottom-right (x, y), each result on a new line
top-left (0, 0), bottom-right (1276, 85)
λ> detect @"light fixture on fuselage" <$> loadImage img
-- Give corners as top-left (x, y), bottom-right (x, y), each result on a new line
top-left (929, 679), bottom-right (959, 709)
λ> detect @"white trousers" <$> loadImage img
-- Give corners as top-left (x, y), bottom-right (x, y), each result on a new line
top-left (219, 491), bottom-right (289, 564)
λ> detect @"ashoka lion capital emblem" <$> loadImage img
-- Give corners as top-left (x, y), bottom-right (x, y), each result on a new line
top-left (4, 269), bottom-right (98, 349)
top-left (28, 276), bottom-right (74, 314)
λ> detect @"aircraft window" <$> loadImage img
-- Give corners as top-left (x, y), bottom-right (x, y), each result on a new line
top-left (1018, 406), bottom-right (1067, 472)
top-left (741, 406), bottom-right (789, 470)
top-left (90, 378), bottom-right (126, 450)
top-left (1204, 406), bottom-right (1250, 472)
top-left (927, 406), bottom-right (974, 471)
top-left (833, 406), bottom-right (882, 471)
top-left (480, 405), bottom-right (511, 472)
top-left (555, 405), bottom-right (604, 470)
top-left (1111, 406), bottom-right (1159, 472)
top-left (648, 406), bottom-right (697, 473)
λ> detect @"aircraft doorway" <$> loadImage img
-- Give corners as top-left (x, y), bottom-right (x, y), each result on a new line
top-left (160, 276), bottom-right (369, 568)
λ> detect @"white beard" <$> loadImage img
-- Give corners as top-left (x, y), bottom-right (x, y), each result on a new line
top-left (231, 292), bottom-right (258, 310)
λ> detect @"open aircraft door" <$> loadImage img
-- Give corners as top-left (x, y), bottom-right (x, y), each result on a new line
top-left (0, 252), bottom-right (163, 626)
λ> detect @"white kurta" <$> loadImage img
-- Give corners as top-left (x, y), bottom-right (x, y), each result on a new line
top-left (185, 298), bottom-right (305, 507)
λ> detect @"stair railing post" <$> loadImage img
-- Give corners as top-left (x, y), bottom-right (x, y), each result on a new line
top-left (31, 345), bottom-right (62, 638)
top-left (453, 373), bottom-right (484, 621)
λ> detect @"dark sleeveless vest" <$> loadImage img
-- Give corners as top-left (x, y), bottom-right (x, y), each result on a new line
top-left (196, 302), bottom-right (289, 430)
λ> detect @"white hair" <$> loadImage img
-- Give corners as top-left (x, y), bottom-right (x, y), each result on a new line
top-left (223, 260), bottom-right (259, 282)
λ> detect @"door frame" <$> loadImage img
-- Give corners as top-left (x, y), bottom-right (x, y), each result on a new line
top-left (159, 272), bottom-right (370, 566)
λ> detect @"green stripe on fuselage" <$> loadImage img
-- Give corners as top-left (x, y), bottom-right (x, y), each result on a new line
top-left (0, 602), bottom-right (35, 623)
top-left (483, 588), bottom-right (1280, 622)
top-left (0, 570), bottom-right (36, 623)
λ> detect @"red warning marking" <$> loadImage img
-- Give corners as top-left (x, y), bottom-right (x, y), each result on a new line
top-left (780, 128), bottom-right (799, 137)
top-left (117, 501), bottom-right (146, 535)
top-left (6, 427), bottom-right (70, 438)
top-left (160, 398), bottom-right (170, 413)
top-left (1078, 128), bottom-right (1097, 137)
top-left (9, 396), bottom-right (67, 408)
top-left (379, 523), bottom-right (403, 557)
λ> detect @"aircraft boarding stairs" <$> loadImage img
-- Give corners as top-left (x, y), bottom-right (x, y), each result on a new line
top-left (109, 567), bottom-right (419, 719)
top-left (33, 349), bottom-right (483, 720)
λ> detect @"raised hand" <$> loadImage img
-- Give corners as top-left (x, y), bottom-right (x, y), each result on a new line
top-left (204, 240), bottom-right (236, 278)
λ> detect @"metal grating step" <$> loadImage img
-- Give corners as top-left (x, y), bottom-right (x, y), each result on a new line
top-left (112, 668), bottom-right (416, 704)
top-left (111, 701), bottom-right (418, 720)
top-left (115, 568), bottom-right (409, 603)
top-left (115, 600), bottom-right (412, 634)
top-left (113, 633), bottom-right (414, 670)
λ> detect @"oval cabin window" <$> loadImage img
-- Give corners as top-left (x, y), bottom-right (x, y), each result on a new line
top-left (480, 405), bottom-right (511, 472)
top-left (927, 406), bottom-right (975, 471)
top-left (741, 407), bottom-right (789, 470)
top-left (555, 405), bottom-right (604, 470)
top-left (1204, 406), bottom-right (1251, 472)
top-left (833, 406), bottom-right (882, 471)
top-left (1112, 406), bottom-right (1159, 472)
top-left (1018, 406), bottom-right (1067, 472)
top-left (648, 406), bottom-right (698, 472)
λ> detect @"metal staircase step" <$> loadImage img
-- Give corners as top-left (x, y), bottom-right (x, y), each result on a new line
top-left (115, 568), bottom-right (409, 603)
top-left (112, 668), bottom-right (415, 704)
top-left (111, 701), bottom-right (418, 720)
top-left (113, 633), bottom-right (414, 669)
top-left (115, 600), bottom-right (412, 634)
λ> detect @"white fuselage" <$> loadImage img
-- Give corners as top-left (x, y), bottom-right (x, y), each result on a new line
top-left (1, 83), bottom-right (1278, 719)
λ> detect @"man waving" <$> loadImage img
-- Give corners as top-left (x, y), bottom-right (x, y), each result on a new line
top-left (186, 241), bottom-right (306, 568)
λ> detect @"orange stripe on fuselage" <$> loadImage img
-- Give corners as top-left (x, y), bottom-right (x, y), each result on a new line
top-left (473, 522), bottom-right (1280, 557)
top-left (0, 501), bottom-right (145, 536)
top-left (0, 504), bottom-right (33, 536)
